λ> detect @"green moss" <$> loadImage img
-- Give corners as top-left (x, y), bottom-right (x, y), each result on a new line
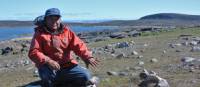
top-left (99, 76), bottom-right (132, 87)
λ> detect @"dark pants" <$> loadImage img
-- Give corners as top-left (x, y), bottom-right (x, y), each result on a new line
top-left (38, 64), bottom-right (91, 87)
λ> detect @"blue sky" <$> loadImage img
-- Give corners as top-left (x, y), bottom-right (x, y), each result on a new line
top-left (0, 0), bottom-right (199, 21)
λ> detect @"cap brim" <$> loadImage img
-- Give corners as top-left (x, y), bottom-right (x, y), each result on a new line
top-left (45, 14), bottom-right (61, 17)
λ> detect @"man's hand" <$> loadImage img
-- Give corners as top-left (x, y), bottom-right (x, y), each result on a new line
top-left (85, 57), bottom-right (100, 69)
top-left (46, 59), bottom-right (60, 71)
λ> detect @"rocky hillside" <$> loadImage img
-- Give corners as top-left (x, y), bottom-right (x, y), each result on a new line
top-left (0, 21), bottom-right (33, 27)
top-left (0, 27), bottom-right (200, 87)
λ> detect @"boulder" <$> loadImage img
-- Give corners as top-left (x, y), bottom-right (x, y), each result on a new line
top-left (181, 57), bottom-right (195, 63)
top-left (138, 61), bottom-right (145, 66)
top-left (110, 32), bottom-right (127, 39)
top-left (1, 47), bottom-right (13, 55)
top-left (137, 55), bottom-right (144, 59)
top-left (138, 69), bottom-right (170, 87)
top-left (181, 42), bottom-right (189, 46)
top-left (118, 72), bottom-right (129, 76)
top-left (191, 46), bottom-right (200, 52)
top-left (132, 51), bottom-right (138, 55)
top-left (189, 41), bottom-right (198, 46)
top-left (116, 53), bottom-right (126, 58)
top-left (116, 42), bottom-right (130, 48)
top-left (150, 58), bottom-right (158, 63)
top-left (128, 31), bottom-right (141, 37)
top-left (107, 71), bottom-right (118, 76)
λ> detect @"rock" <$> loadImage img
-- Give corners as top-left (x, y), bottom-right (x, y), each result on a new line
top-left (182, 42), bottom-right (189, 46)
top-left (24, 60), bottom-right (30, 66)
top-left (150, 58), bottom-right (158, 63)
top-left (163, 50), bottom-right (166, 54)
top-left (181, 37), bottom-right (189, 40)
top-left (21, 48), bottom-right (28, 53)
top-left (116, 42), bottom-right (130, 48)
top-left (1, 47), bottom-right (13, 55)
top-left (137, 55), bottom-right (144, 59)
top-left (175, 49), bottom-right (181, 52)
top-left (107, 71), bottom-right (118, 76)
top-left (104, 44), bottom-right (114, 53)
top-left (86, 84), bottom-right (96, 87)
top-left (128, 31), bottom-right (141, 37)
top-left (189, 67), bottom-right (195, 72)
top-left (191, 79), bottom-right (197, 84)
top-left (26, 66), bottom-right (34, 71)
top-left (138, 69), bottom-right (170, 87)
top-left (157, 78), bottom-right (170, 87)
top-left (94, 37), bottom-right (110, 42)
top-left (5, 63), bottom-right (10, 68)
top-left (33, 70), bottom-right (39, 77)
top-left (88, 76), bottom-right (100, 87)
top-left (21, 43), bottom-right (28, 48)
top-left (191, 46), bottom-right (200, 52)
top-left (181, 57), bottom-right (195, 63)
top-left (169, 43), bottom-right (175, 48)
top-left (132, 51), bottom-right (138, 55)
top-left (110, 32), bottom-right (127, 39)
top-left (130, 40), bottom-right (136, 45)
top-left (174, 43), bottom-right (182, 46)
top-left (116, 53), bottom-right (126, 58)
top-left (138, 61), bottom-right (144, 66)
top-left (140, 50), bottom-right (145, 53)
top-left (111, 54), bottom-right (116, 57)
top-left (190, 41), bottom-right (198, 46)
top-left (192, 37), bottom-right (200, 41)
top-left (144, 43), bottom-right (148, 47)
top-left (169, 43), bottom-right (181, 48)
top-left (118, 72), bottom-right (129, 76)
top-left (132, 66), bottom-right (142, 70)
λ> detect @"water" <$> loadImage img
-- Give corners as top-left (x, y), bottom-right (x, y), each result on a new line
top-left (0, 26), bottom-right (115, 41)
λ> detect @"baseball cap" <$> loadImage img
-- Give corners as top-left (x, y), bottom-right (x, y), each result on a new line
top-left (45, 8), bottom-right (61, 17)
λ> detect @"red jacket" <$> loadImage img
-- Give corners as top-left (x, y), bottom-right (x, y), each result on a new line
top-left (28, 25), bottom-right (92, 68)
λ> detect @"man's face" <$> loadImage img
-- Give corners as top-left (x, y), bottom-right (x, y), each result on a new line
top-left (45, 15), bottom-right (61, 31)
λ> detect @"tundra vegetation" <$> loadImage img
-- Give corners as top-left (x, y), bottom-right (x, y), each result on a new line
top-left (0, 27), bottom-right (200, 87)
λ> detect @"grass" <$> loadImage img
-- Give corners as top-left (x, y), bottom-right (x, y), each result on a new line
top-left (89, 27), bottom-right (200, 87)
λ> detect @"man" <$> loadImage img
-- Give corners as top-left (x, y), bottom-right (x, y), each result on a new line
top-left (29, 8), bottom-right (99, 87)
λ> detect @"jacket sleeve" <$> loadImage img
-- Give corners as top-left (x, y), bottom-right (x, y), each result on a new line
top-left (28, 32), bottom-right (49, 65)
top-left (68, 29), bottom-right (93, 61)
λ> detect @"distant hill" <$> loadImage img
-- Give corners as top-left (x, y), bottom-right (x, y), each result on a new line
top-left (140, 13), bottom-right (200, 21)
top-left (92, 13), bottom-right (200, 27)
top-left (0, 20), bottom-right (33, 27)
top-left (0, 20), bottom-right (94, 27)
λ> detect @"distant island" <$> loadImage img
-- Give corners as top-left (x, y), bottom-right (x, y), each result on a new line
top-left (1, 13), bottom-right (200, 27)
top-left (94, 13), bottom-right (200, 27)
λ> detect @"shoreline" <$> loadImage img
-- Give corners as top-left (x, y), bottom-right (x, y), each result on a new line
top-left (10, 36), bottom-right (32, 41)
top-left (0, 36), bottom-right (33, 42)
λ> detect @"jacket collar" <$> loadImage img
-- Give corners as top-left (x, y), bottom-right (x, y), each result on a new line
top-left (35, 23), bottom-right (65, 35)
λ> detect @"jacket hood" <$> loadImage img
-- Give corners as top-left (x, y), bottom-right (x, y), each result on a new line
top-left (34, 23), bottom-right (65, 35)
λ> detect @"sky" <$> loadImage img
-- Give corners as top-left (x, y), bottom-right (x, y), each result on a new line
top-left (0, 0), bottom-right (200, 21)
